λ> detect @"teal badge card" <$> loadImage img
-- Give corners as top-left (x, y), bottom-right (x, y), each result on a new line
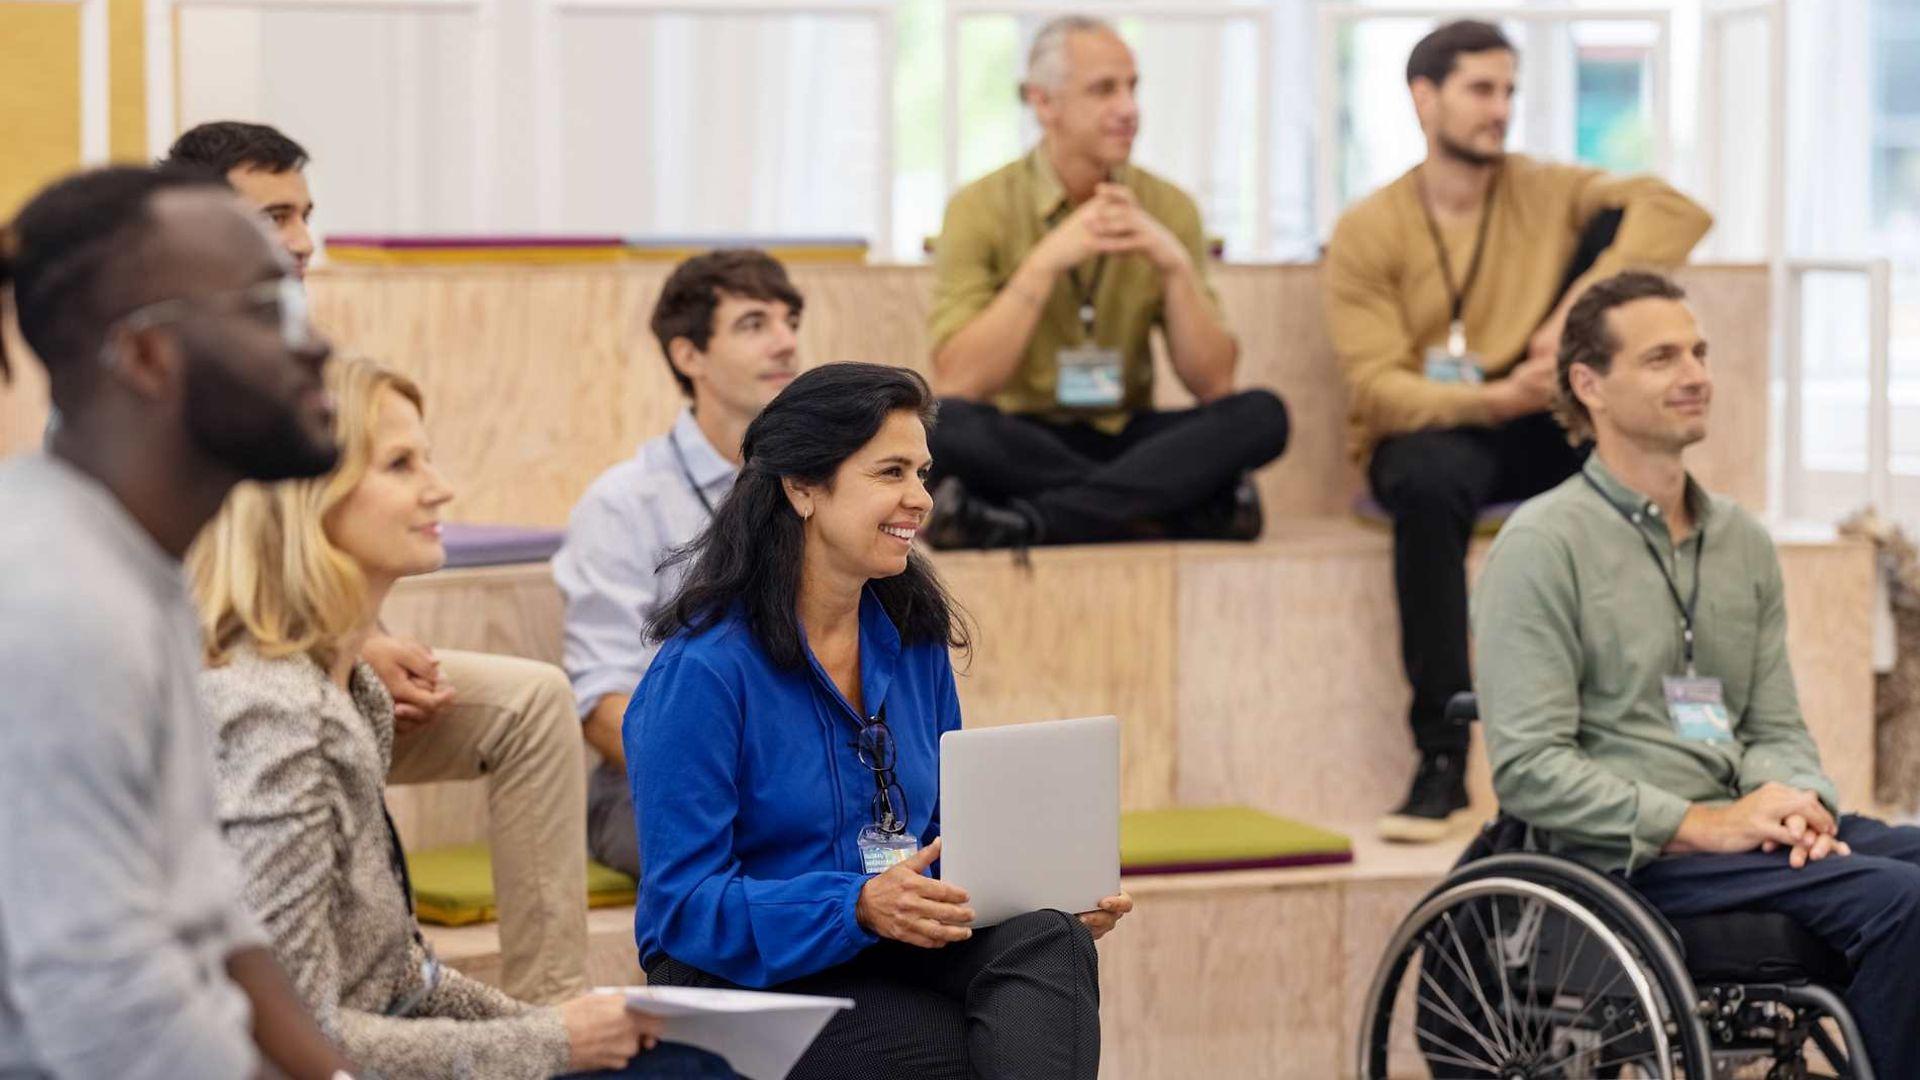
top-left (1664, 675), bottom-right (1734, 743)
top-left (1056, 345), bottom-right (1124, 409)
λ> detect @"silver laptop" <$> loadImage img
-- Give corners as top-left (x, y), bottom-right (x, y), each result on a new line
top-left (938, 715), bottom-right (1121, 928)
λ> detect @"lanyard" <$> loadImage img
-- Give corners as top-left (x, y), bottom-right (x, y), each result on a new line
top-left (1582, 472), bottom-right (1707, 675)
top-left (1416, 167), bottom-right (1499, 359)
top-left (1068, 255), bottom-right (1108, 341)
top-left (668, 425), bottom-right (716, 519)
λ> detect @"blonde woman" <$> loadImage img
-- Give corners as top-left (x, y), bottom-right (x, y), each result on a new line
top-left (188, 358), bottom-right (735, 1080)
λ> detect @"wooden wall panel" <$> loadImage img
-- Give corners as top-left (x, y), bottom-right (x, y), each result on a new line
top-left (929, 546), bottom-right (1179, 811)
top-left (1779, 537), bottom-right (1877, 809)
top-left (281, 262), bottom-right (1773, 529)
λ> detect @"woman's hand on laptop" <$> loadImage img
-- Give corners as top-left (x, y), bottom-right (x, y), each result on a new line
top-left (1078, 891), bottom-right (1134, 941)
top-left (856, 838), bottom-right (977, 948)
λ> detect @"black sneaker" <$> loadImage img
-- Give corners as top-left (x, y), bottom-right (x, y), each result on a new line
top-left (1169, 474), bottom-right (1264, 541)
top-left (922, 477), bottom-right (1039, 552)
top-left (1377, 751), bottom-right (1471, 843)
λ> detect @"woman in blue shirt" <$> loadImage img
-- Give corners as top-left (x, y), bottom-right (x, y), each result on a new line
top-left (628, 362), bottom-right (1128, 1080)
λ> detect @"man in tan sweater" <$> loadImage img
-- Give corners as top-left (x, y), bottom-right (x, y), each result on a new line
top-left (1323, 20), bottom-right (1712, 842)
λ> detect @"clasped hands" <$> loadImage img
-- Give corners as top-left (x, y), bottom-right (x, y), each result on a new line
top-left (361, 632), bottom-right (457, 736)
top-left (1034, 182), bottom-right (1189, 279)
top-left (1671, 781), bottom-right (1850, 869)
top-left (855, 838), bottom-right (1133, 948)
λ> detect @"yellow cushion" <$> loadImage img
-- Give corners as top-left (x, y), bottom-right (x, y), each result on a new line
top-left (1121, 805), bottom-right (1352, 876)
top-left (406, 843), bottom-right (637, 927)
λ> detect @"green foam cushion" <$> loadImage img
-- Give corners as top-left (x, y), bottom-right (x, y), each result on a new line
top-left (1120, 805), bottom-right (1353, 875)
top-left (406, 843), bottom-right (638, 927)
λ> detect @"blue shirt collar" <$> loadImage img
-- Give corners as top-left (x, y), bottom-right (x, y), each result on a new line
top-left (801, 588), bottom-right (903, 723)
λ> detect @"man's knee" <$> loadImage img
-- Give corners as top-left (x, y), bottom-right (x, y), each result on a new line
top-left (1214, 388), bottom-right (1290, 465)
top-left (1370, 436), bottom-right (1479, 518)
top-left (928, 397), bottom-right (1000, 471)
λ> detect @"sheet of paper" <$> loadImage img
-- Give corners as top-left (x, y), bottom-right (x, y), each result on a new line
top-left (598, 985), bottom-right (853, 1080)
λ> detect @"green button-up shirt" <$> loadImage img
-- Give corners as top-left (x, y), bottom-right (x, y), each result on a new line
top-left (927, 147), bottom-right (1219, 434)
top-left (1472, 456), bottom-right (1838, 874)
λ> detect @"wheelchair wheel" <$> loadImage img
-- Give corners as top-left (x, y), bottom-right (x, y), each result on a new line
top-left (1357, 854), bottom-right (1712, 1079)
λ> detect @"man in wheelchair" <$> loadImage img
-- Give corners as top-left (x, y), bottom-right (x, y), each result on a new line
top-left (1468, 270), bottom-right (1920, 1077)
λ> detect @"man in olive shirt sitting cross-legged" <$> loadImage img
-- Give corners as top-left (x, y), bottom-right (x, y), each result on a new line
top-left (922, 14), bottom-right (1289, 549)
top-left (1473, 271), bottom-right (1920, 1079)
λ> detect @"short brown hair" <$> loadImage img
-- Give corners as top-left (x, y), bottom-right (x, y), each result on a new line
top-left (649, 249), bottom-right (803, 397)
top-left (1554, 270), bottom-right (1689, 441)
top-left (1406, 19), bottom-right (1514, 87)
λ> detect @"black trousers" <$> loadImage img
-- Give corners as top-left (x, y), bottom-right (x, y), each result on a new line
top-left (929, 389), bottom-right (1290, 544)
top-left (1631, 816), bottom-right (1920, 1077)
top-left (646, 909), bottom-right (1101, 1080)
top-left (1368, 208), bottom-right (1623, 754)
top-left (1369, 413), bottom-right (1586, 752)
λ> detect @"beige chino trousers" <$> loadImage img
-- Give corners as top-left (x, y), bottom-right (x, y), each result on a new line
top-left (388, 648), bottom-right (588, 1004)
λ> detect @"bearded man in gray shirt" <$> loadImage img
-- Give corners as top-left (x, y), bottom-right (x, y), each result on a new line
top-left (0, 166), bottom-right (351, 1078)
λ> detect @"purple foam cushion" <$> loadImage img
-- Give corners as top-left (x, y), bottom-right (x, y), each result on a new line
top-left (440, 522), bottom-right (566, 568)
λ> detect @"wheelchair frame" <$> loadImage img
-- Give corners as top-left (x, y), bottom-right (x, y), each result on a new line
top-left (1355, 847), bottom-right (1874, 1079)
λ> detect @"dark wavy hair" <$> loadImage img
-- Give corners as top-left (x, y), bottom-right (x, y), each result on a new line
top-left (647, 361), bottom-right (971, 669)
top-left (1554, 270), bottom-right (1689, 442)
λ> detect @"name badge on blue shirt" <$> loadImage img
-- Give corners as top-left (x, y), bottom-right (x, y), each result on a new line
top-left (1664, 675), bottom-right (1734, 743)
top-left (857, 825), bottom-right (920, 874)
top-left (1056, 345), bottom-right (1125, 409)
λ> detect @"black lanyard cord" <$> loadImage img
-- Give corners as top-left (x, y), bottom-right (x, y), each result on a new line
top-left (669, 426), bottom-right (717, 519)
top-left (1581, 472), bottom-right (1706, 673)
top-left (1416, 166), bottom-right (1500, 351)
top-left (1068, 255), bottom-right (1108, 341)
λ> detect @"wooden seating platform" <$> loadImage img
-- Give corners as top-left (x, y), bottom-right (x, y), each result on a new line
top-left (388, 522), bottom-right (1876, 837)
top-left (397, 521), bottom-right (1875, 1079)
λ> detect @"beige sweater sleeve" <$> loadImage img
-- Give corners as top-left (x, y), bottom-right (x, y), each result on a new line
top-left (1562, 167), bottom-right (1715, 306)
top-left (1324, 207), bottom-right (1494, 439)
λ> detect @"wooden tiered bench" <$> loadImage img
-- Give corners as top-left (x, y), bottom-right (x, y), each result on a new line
top-left (0, 259), bottom-right (1859, 1079)
top-left (385, 525), bottom-right (1875, 1080)
top-left (273, 257), bottom-right (1865, 1079)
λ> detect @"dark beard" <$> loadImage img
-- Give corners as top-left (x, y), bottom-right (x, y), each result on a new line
top-left (183, 353), bottom-right (339, 481)
top-left (1437, 130), bottom-right (1504, 169)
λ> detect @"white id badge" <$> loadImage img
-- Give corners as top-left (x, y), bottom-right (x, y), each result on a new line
top-left (1423, 346), bottom-right (1485, 385)
top-left (857, 825), bottom-right (920, 874)
top-left (1664, 675), bottom-right (1734, 743)
top-left (1056, 345), bottom-right (1125, 409)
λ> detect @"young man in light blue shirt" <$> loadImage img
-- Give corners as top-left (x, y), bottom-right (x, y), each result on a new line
top-left (553, 249), bottom-right (804, 877)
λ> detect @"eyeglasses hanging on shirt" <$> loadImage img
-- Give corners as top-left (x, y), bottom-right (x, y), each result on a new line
top-left (1415, 167), bottom-right (1499, 386)
top-left (852, 706), bottom-right (918, 873)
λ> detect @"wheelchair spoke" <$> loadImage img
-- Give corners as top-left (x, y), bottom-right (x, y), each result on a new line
top-left (1418, 917), bottom-right (1513, 1064)
top-left (1416, 1045), bottom-right (1509, 1075)
top-left (1475, 896), bottom-right (1528, 1063)
top-left (1416, 962), bottom-right (1510, 1066)
top-left (1586, 1021), bottom-right (1661, 1075)
top-left (1557, 960), bottom-right (1632, 1037)
top-left (1441, 908), bottom-right (1519, 1059)
top-left (1413, 1020), bottom-right (1505, 1074)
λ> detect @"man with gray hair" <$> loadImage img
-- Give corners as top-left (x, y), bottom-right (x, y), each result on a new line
top-left (923, 14), bottom-right (1288, 550)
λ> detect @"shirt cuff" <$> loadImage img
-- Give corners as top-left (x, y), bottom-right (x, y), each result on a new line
top-left (840, 875), bottom-right (880, 952)
top-left (571, 670), bottom-right (643, 721)
top-left (1629, 781), bottom-right (1694, 871)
